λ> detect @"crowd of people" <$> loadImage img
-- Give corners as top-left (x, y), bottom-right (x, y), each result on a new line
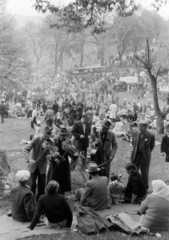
top-left (1, 67), bottom-right (169, 234)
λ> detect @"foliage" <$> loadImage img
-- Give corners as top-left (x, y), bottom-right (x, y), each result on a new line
top-left (33, 0), bottom-right (138, 33)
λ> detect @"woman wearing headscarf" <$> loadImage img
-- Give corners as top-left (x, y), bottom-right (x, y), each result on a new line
top-left (139, 180), bottom-right (169, 232)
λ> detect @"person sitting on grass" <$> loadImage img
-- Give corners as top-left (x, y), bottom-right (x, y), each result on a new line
top-left (108, 173), bottom-right (124, 204)
top-left (75, 162), bottom-right (111, 210)
top-left (10, 170), bottom-right (35, 222)
top-left (124, 163), bottom-right (146, 204)
top-left (25, 181), bottom-right (73, 231)
top-left (139, 180), bottom-right (169, 232)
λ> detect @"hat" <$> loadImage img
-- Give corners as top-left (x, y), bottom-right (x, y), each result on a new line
top-left (130, 121), bottom-right (137, 127)
top-left (137, 120), bottom-right (148, 125)
top-left (60, 127), bottom-right (68, 135)
top-left (16, 170), bottom-right (30, 182)
top-left (102, 119), bottom-right (112, 128)
top-left (86, 162), bottom-right (100, 173)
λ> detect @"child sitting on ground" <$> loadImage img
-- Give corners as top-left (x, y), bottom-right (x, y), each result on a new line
top-left (108, 173), bottom-right (124, 204)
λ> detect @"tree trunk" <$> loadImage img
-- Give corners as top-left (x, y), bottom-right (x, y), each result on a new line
top-left (119, 55), bottom-right (123, 66)
top-left (100, 47), bottom-right (105, 66)
top-left (149, 73), bottom-right (164, 134)
top-left (60, 54), bottom-right (63, 69)
top-left (80, 43), bottom-right (84, 67)
top-left (157, 115), bottom-right (164, 134)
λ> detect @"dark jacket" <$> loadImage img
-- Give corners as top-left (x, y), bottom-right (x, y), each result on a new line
top-left (0, 103), bottom-right (6, 114)
top-left (161, 134), bottom-right (169, 161)
top-left (130, 130), bottom-right (155, 164)
top-left (11, 185), bottom-right (35, 222)
top-left (29, 193), bottom-right (73, 230)
top-left (71, 120), bottom-right (91, 151)
top-left (53, 103), bottom-right (59, 114)
top-left (125, 173), bottom-right (146, 199)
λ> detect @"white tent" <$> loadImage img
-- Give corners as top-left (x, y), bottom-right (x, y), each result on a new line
top-left (119, 76), bottom-right (138, 84)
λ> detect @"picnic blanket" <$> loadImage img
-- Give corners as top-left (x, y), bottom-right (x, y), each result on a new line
top-left (0, 215), bottom-right (77, 240)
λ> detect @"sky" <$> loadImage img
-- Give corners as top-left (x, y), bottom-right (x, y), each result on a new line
top-left (7, 0), bottom-right (169, 19)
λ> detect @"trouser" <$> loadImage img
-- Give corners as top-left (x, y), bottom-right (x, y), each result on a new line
top-left (1, 113), bottom-right (4, 123)
top-left (30, 168), bottom-right (46, 201)
top-left (31, 117), bottom-right (37, 129)
top-left (133, 152), bottom-right (150, 189)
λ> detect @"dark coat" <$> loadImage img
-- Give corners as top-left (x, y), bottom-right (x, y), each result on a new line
top-left (47, 138), bottom-right (72, 193)
top-left (29, 193), bottom-right (73, 230)
top-left (125, 172), bottom-right (146, 200)
top-left (71, 120), bottom-right (91, 151)
top-left (11, 185), bottom-right (35, 222)
top-left (130, 130), bottom-right (155, 165)
top-left (52, 103), bottom-right (59, 114)
top-left (0, 103), bottom-right (6, 114)
top-left (91, 130), bottom-right (117, 179)
top-left (161, 134), bottom-right (169, 162)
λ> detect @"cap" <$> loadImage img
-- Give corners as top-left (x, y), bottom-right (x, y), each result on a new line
top-left (16, 170), bottom-right (30, 183)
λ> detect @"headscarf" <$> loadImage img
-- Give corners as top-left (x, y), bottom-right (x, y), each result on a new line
top-left (152, 180), bottom-right (169, 202)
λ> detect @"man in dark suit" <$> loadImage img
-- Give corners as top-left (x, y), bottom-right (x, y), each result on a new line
top-left (130, 120), bottom-right (155, 189)
top-left (91, 120), bottom-right (117, 179)
top-left (71, 113), bottom-right (91, 166)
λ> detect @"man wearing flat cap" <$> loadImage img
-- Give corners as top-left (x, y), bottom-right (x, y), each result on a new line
top-left (91, 119), bottom-right (117, 179)
top-left (130, 120), bottom-right (155, 189)
top-left (11, 170), bottom-right (35, 222)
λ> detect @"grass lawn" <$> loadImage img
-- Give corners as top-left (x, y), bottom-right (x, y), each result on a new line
top-left (0, 99), bottom-right (169, 239)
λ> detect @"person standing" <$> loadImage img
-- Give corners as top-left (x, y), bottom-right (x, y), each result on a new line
top-left (109, 101), bottom-right (117, 122)
top-left (161, 125), bottom-right (169, 162)
top-left (24, 127), bottom-right (53, 200)
top-left (71, 113), bottom-right (91, 160)
top-left (44, 105), bottom-right (54, 128)
top-left (91, 120), bottom-right (117, 179)
top-left (31, 106), bottom-right (37, 129)
top-left (52, 100), bottom-right (59, 116)
top-left (0, 100), bottom-right (6, 123)
top-left (130, 120), bottom-right (155, 189)
top-left (47, 128), bottom-right (77, 194)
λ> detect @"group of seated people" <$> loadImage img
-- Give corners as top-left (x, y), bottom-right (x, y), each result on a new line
top-left (9, 162), bottom-right (169, 233)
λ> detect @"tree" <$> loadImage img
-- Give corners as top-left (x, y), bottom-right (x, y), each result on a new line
top-left (23, 22), bottom-right (48, 71)
top-left (44, 15), bottom-right (75, 74)
top-left (0, 11), bottom-right (33, 90)
top-left (33, 0), bottom-right (138, 33)
top-left (136, 38), bottom-right (168, 134)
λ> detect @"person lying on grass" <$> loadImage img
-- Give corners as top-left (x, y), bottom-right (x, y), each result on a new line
top-left (23, 180), bottom-right (73, 231)
top-left (139, 180), bottom-right (169, 232)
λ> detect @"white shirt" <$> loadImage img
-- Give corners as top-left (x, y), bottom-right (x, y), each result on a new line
top-left (109, 104), bottom-right (117, 119)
